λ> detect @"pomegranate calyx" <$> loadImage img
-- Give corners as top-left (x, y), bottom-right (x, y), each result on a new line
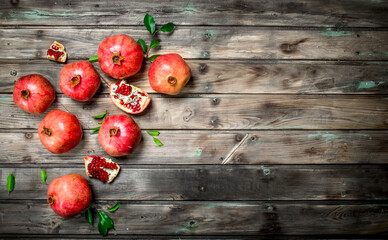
top-left (111, 52), bottom-right (124, 66)
top-left (167, 76), bottom-right (177, 86)
top-left (47, 194), bottom-right (55, 204)
top-left (20, 89), bottom-right (30, 100)
top-left (109, 127), bottom-right (120, 137)
top-left (42, 126), bottom-right (52, 136)
top-left (68, 75), bottom-right (81, 88)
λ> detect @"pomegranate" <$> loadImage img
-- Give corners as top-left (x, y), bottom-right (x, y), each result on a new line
top-left (47, 173), bottom-right (92, 218)
top-left (109, 80), bottom-right (151, 114)
top-left (13, 74), bottom-right (55, 114)
top-left (148, 53), bottom-right (191, 95)
top-left (98, 114), bottom-right (141, 157)
top-left (84, 155), bottom-right (120, 183)
top-left (97, 34), bottom-right (143, 79)
top-left (47, 41), bottom-right (67, 63)
top-left (38, 109), bottom-right (82, 154)
top-left (59, 61), bottom-right (101, 101)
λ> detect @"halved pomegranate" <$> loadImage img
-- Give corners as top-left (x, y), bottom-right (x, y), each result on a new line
top-left (109, 80), bottom-right (151, 114)
top-left (47, 41), bottom-right (67, 63)
top-left (84, 156), bottom-right (120, 183)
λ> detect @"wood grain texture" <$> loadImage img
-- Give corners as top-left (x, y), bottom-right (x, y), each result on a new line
top-left (1, 94), bottom-right (387, 130)
top-left (1, 28), bottom-right (388, 60)
top-left (1, 0), bottom-right (388, 27)
top-left (1, 166), bottom-right (387, 200)
top-left (0, 130), bottom-right (386, 165)
top-left (2, 60), bottom-right (388, 94)
top-left (0, 201), bottom-right (387, 235)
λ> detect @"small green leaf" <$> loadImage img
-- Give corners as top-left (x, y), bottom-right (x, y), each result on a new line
top-left (149, 54), bottom-right (161, 63)
top-left (150, 39), bottom-right (161, 49)
top-left (6, 174), bottom-right (15, 193)
top-left (91, 112), bottom-right (106, 119)
top-left (160, 23), bottom-right (175, 32)
top-left (90, 131), bottom-right (99, 135)
top-left (89, 55), bottom-right (98, 63)
top-left (89, 126), bottom-right (101, 131)
top-left (85, 208), bottom-right (93, 226)
top-left (153, 137), bottom-right (164, 146)
top-left (144, 13), bottom-right (156, 34)
top-left (98, 115), bottom-right (106, 125)
top-left (137, 39), bottom-right (147, 53)
top-left (98, 221), bottom-right (108, 236)
top-left (98, 211), bottom-right (114, 229)
top-left (40, 169), bottom-right (47, 184)
top-left (147, 130), bottom-right (160, 136)
top-left (108, 202), bottom-right (121, 212)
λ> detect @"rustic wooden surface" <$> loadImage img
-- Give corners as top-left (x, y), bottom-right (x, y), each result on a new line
top-left (1, 0), bottom-right (388, 239)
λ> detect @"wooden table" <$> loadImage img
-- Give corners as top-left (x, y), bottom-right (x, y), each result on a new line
top-left (1, 0), bottom-right (388, 239)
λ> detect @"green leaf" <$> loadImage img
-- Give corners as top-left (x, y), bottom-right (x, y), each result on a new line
top-left (144, 13), bottom-right (156, 34)
top-left (153, 137), bottom-right (164, 146)
top-left (90, 131), bottom-right (99, 135)
top-left (40, 169), bottom-right (47, 184)
top-left (91, 112), bottom-right (106, 119)
top-left (98, 211), bottom-right (114, 229)
top-left (6, 174), bottom-right (15, 193)
top-left (147, 130), bottom-right (160, 136)
top-left (98, 221), bottom-right (108, 236)
top-left (89, 126), bottom-right (101, 131)
top-left (98, 115), bottom-right (106, 125)
top-left (85, 208), bottom-right (93, 226)
top-left (149, 54), bottom-right (161, 63)
top-left (108, 202), bottom-right (121, 213)
top-left (160, 23), bottom-right (175, 32)
top-left (150, 39), bottom-right (161, 49)
top-left (88, 55), bottom-right (98, 63)
top-left (137, 39), bottom-right (147, 53)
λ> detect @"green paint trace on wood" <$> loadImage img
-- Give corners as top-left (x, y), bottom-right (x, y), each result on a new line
top-left (9, 10), bottom-right (71, 20)
top-left (320, 28), bottom-right (352, 37)
top-left (308, 132), bottom-right (371, 142)
top-left (183, 2), bottom-right (196, 15)
top-left (358, 52), bottom-right (374, 57)
top-left (357, 81), bottom-right (384, 89)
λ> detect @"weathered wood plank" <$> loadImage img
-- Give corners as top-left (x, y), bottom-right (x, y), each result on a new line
top-left (1, 28), bottom-right (388, 60)
top-left (1, 94), bottom-right (387, 130)
top-left (1, 0), bottom-right (388, 27)
top-left (0, 130), bottom-right (386, 165)
top-left (1, 166), bottom-right (387, 200)
top-left (2, 60), bottom-right (388, 94)
top-left (0, 201), bottom-right (387, 235)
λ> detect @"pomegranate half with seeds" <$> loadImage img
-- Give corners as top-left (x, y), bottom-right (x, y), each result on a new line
top-left (98, 34), bottom-right (143, 79)
top-left (13, 74), bottom-right (55, 114)
top-left (60, 61), bottom-right (101, 101)
top-left (109, 80), bottom-right (151, 114)
top-left (84, 155), bottom-right (120, 183)
top-left (38, 109), bottom-right (82, 154)
top-left (47, 173), bottom-right (92, 218)
top-left (148, 53), bottom-right (191, 95)
top-left (98, 114), bottom-right (141, 157)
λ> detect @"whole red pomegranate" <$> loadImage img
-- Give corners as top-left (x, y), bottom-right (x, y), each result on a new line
top-left (60, 61), bottom-right (101, 101)
top-left (38, 109), bottom-right (82, 154)
top-left (47, 173), bottom-right (92, 218)
top-left (13, 74), bottom-right (55, 114)
top-left (98, 34), bottom-right (143, 79)
top-left (98, 114), bottom-right (141, 157)
top-left (148, 54), bottom-right (191, 95)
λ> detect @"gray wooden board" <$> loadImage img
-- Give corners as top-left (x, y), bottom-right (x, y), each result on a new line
top-left (1, 28), bottom-right (388, 60)
top-left (0, 130), bottom-right (387, 165)
top-left (2, 60), bottom-right (388, 94)
top-left (0, 201), bottom-right (387, 235)
top-left (1, 166), bottom-right (387, 200)
top-left (1, 94), bottom-right (387, 130)
top-left (1, 0), bottom-right (388, 27)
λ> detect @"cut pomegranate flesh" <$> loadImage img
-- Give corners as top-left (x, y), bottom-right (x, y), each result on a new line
top-left (109, 81), bottom-right (151, 114)
top-left (84, 156), bottom-right (120, 183)
top-left (47, 41), bottom-right (67, 63)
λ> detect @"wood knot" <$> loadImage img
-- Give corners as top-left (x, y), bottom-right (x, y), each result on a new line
top-left (198, 63), bottom-right (208, 75)
top-left (24, 132), bottom-right (33, 139)
top-left (10, 70), bottom-right (17, 76)
top-left (183, 108), bottom-right (193, 122)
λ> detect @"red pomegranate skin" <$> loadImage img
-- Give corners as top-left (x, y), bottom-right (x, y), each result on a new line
top-left (98, 34), bottom-right (144, 79)
top-left (13, 74), bottom-right (55, 114)
top-left (148, 54), bottom-right (191, 95)
top-left (47, 173), bottom-right (92, 218)
top-left (98, 114), bottom-right (141, 157)
top-left (60, 61), bottom-right (101, 101)
top-left (38, 109), bottom-right (82, 154)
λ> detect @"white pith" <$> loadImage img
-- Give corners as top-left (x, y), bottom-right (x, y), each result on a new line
top-left (110, 80), bottom-right (149, 112)
top-left (47, 41), bottom-right (67, 63)
top-left (84, 156), bottom-right (121, 183)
